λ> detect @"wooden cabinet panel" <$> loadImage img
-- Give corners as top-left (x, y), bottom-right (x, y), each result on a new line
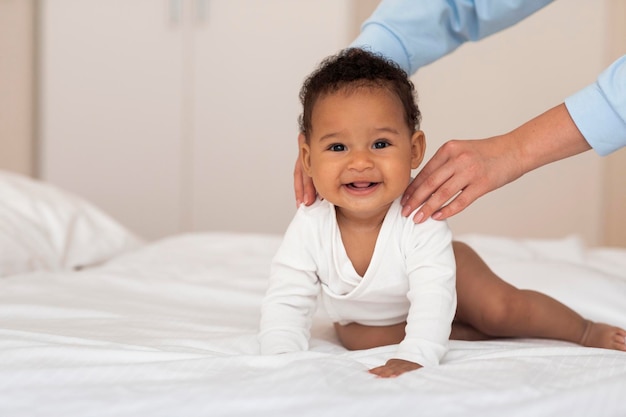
top-left (39, 0), bottom-right (352, 239)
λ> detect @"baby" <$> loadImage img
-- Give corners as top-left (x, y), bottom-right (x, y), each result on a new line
top-left (259, 48), bottom-right (626, 378)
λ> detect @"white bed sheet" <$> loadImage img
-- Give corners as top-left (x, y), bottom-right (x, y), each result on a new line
top-left (1, 232), bottom-right (626, 417)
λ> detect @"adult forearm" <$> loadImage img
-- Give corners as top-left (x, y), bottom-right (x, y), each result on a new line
top-left (351, 0), bottom-right (554, 74)
top-left (511, 103), bottom-right (591, 175)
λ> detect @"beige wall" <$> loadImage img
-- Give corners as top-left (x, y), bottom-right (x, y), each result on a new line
top-left (5, 0), bottom-right (626, 246)
top-left (603, 0), bottom-right (626, 247)
top-left (0, 0), bottom-right (36, 176)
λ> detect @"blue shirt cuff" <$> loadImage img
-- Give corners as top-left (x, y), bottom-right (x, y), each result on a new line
top-left (565, 83), bottom-right (626, 156)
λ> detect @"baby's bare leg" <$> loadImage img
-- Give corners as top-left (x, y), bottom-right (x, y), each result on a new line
top-left (334, 322), bottom-right (406, 350)
top-left (453, 241), bottom-right (626, 351)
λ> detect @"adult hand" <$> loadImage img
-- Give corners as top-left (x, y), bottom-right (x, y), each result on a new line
top-left (294, 134), bottom-right (317, 207)
top-left (401, 104), bottom-right (591, 223)
top-left (401, 136), bottom-right (524, 222)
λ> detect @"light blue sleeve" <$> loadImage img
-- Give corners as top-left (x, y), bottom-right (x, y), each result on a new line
top-left (564, 55), bottom-right (626, 156)
top-left (350, 0), bottom-right (554, 75)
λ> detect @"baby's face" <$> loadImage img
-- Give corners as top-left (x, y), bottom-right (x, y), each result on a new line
top-left (301, 87), bottom-right (424, 219)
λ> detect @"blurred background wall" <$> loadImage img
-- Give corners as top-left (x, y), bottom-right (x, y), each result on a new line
top-left (1, 0), bottom-right (624, 246)
top-left (0, 0), bottom-right (36, 176)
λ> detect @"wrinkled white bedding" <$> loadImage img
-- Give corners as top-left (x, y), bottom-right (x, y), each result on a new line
top-left (1, 171), bottom-right (625, 417)
top-left (1, 233), bottom-right (626, 417)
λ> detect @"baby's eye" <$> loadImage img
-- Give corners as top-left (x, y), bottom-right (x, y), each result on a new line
top-left (373, 140), bottom-right (390, 149)
top-left (328, 144), bottom-right (346, 152)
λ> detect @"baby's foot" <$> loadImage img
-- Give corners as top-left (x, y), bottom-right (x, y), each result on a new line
top-left (580, 320), bottom-right (626, 351)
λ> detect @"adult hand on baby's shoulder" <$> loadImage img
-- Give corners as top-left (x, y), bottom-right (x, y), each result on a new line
top-left (369, 358), bottom-right (423, 378)
top-left (294, 134), bottom-right (317, 207)
top-left (401, 136), bottom-right (523, 222)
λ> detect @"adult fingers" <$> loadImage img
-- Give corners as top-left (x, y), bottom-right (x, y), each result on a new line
top-left (403, 145), bottom-right (451, 203)
top-left (402, 145), bottom-right (455, 214)
top-left (302, 175), bottom-right (316, 205)
top-left (293, 156), bottom-right (316, 206)
top-left (403, 139), bottom-right (498, 222)
top-left (429, 184), bottom-right (480, 220)
top-left (293, 157), bottom-right (305, 207)
top-left (402, 164), bottom-right (460, 222)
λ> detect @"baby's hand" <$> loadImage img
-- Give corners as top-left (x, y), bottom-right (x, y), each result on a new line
top-left (368, 358), bottom-right (422, 378)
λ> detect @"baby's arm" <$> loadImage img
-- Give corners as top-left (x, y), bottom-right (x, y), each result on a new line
top-left (258, 211), bottom-right (320, 354)
top-left (379, 216), bottom-right (456, 376)
top-left (258, 262), bottom-right (319, 354)
top-left (259, 271), bottom-right (318, 355)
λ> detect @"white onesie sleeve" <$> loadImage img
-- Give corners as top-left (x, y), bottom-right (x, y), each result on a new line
top-left (258, 208), bottom-right (320, 354)
top-left (394, 215), bottom-right (457, 367)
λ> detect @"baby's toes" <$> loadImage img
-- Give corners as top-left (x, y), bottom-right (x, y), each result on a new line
top-left (614, 329), bottom-right (626, 351)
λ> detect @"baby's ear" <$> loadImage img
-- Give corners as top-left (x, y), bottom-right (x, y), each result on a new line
top-left (410, 130), bottom-right (426, 169)
top-left (299, 133), bottom-right (312, 175)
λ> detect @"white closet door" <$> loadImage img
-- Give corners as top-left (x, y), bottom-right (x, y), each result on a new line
top-left (190, 0), bottom-right (353, 234)
top-left (39, 0), bottom-right (185, 239)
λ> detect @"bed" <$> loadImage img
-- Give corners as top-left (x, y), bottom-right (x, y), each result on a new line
top-left (1, 170), bottom-right (625, 417)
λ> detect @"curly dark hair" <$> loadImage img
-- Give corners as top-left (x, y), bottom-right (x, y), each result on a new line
top-left (298, 48), bottom-right (421, 139)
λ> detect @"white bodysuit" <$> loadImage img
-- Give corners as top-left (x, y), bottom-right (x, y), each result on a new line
top-left (259, 198), bottom-right (457, 367)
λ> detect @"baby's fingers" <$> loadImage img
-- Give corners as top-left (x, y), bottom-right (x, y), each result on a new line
top-left (368, 365), bottom-right (401, 378)
top-left (368, 359), bottom-right (422, 378)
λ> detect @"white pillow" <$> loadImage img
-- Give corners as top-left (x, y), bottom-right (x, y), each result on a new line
top-left (0, 170), bottom-right (143, 277)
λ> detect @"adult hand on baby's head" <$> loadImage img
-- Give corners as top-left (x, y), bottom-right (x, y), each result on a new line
top-left (369, 358), bottom-right (423, 378)
top-left (401, 136), bottom-right (524, 223)
top-left (294, 134), bottom-right (317, 207)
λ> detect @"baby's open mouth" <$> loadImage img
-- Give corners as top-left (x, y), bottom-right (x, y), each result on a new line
top-left (347, 182), bottom-right (379, 189)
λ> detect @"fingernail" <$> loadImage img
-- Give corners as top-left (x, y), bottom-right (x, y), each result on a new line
top-left (432, 211), bottom-right (443, 220)
top-left (296, 199), bottom-right (302, 207)
top-left (401, 205), bottom-right (411, 217)
top-left (413, 211), bottom-right (424, 223)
